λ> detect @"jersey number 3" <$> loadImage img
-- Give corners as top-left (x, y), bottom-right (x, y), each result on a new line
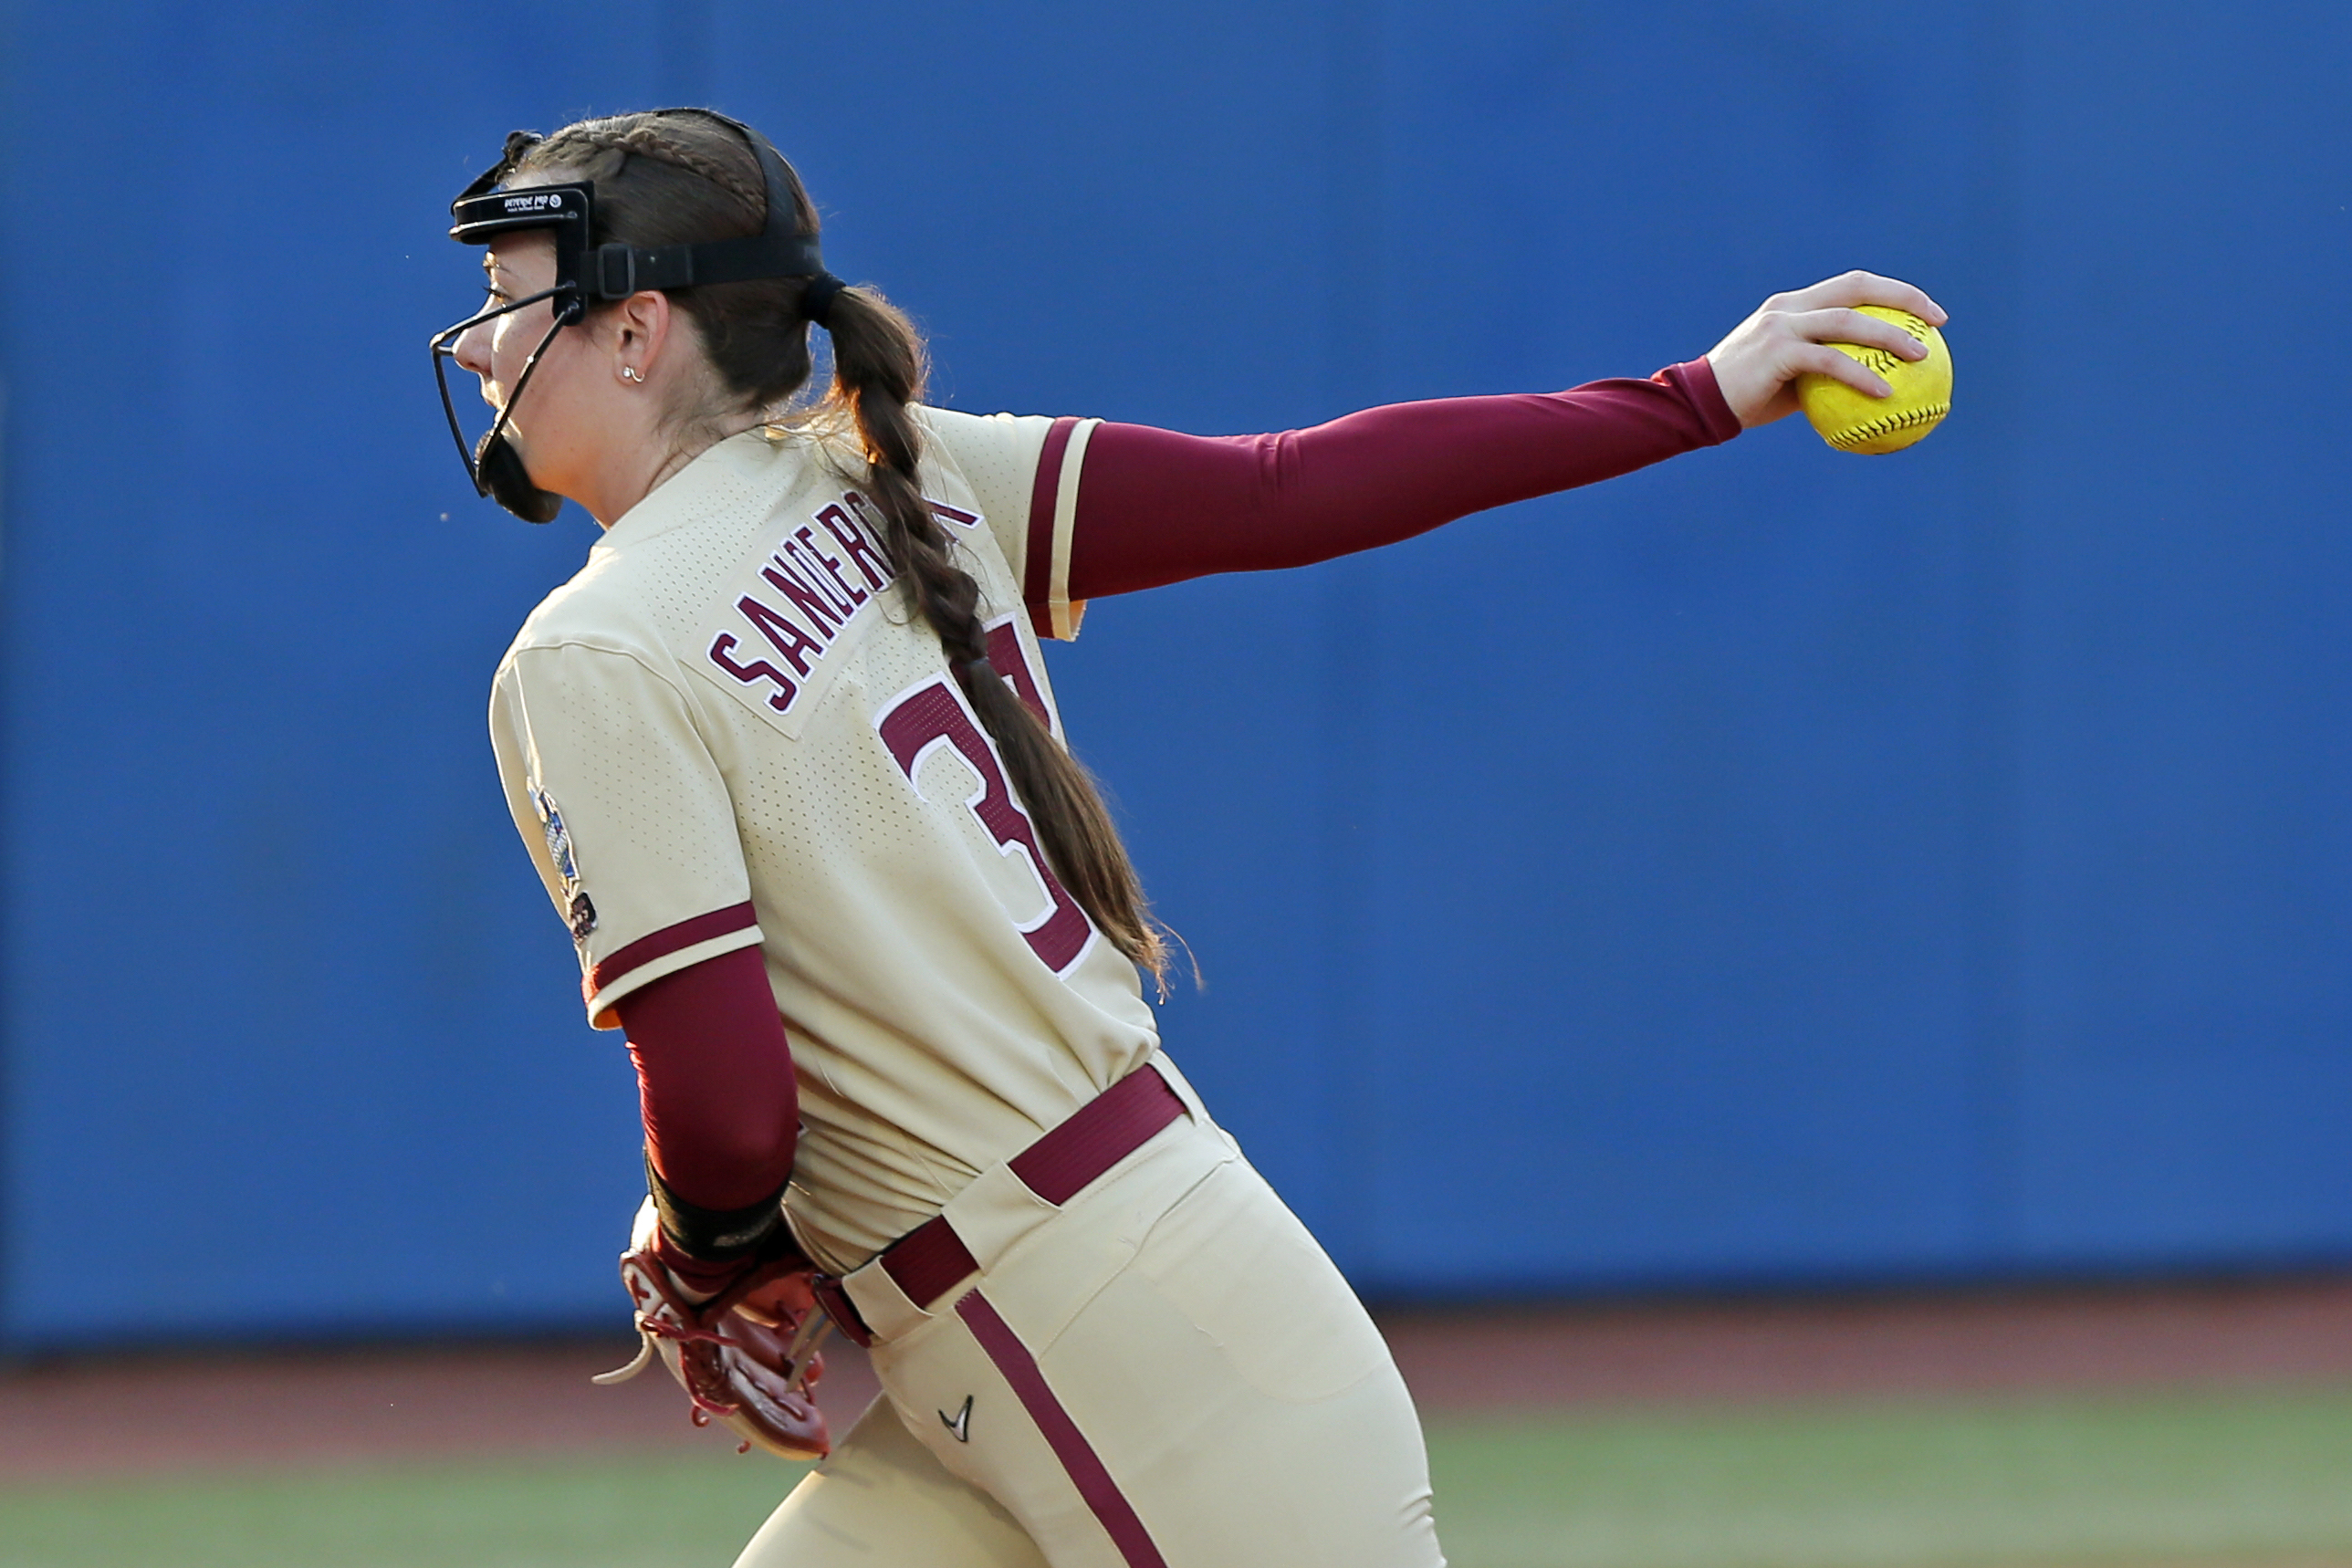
top-left (875, 635), bottom-right (1092, 975)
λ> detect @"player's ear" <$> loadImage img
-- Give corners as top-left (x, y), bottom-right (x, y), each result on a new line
top-left (613, 288), bottom-right (674, 370)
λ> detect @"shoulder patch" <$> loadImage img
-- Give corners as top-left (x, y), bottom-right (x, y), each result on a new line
top-left (530, 784), bottom-right (599, 941)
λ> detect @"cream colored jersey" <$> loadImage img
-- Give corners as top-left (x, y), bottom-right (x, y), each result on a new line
top-left (487, 408), bottom-right (1150, 1271)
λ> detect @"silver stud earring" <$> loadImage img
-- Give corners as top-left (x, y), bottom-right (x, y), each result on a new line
top-left (619, 365), bottom-right (644, 383)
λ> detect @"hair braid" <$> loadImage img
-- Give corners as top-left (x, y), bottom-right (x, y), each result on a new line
top-left (538, 120), bottom-right (767, 212)
top-left (822, 288), bottom-right (1171, 984)
top-left (514, 110), bottom-right (1171, 987)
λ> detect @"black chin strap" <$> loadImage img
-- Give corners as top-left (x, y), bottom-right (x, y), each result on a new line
top-left (476, 421), bottom-right (564, 525)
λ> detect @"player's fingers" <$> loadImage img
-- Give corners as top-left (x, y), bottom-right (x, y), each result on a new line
top-left (1791, 340), bottom-right (1894, 399)
top-left (1791, 307), bottom-right (1932, 361)
top-left (1785, 269), bottom-right (1949, 326)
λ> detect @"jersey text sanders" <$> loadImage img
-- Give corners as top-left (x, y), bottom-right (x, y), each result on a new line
top-left (706, 489), bottom-right (984, 732)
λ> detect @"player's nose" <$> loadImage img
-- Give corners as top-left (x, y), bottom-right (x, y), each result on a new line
top-left (453, 320), bottom-right (494, 379)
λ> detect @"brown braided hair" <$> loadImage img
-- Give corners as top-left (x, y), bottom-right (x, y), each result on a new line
top-left (514, 111), bottom-right (1170, 986)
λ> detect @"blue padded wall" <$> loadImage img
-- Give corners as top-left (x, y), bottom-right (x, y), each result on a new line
top-left (2, 1), bottom-right (2347, 1347)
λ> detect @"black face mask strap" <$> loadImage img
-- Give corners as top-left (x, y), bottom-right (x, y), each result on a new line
top-left (798, 273), bottom-right (845, 327)
top-left (570, 110), bottom-right (825, 302)
top-left (658, 108), bottom-right (803, 246)
top-left (710, 110), bottom-right (809, 251)
top-left (692, 115), bottom-right (845, 327)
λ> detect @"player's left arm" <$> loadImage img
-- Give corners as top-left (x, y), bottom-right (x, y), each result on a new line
top-left (490, 643), bottom-right (798, 1297)
top-left (618, 946), bottom-right (802, 1298)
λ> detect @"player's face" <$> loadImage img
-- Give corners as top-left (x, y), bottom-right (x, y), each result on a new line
top-left (450, 233), bottom-right (556, 413)
top-left (449, 230), bottom-right (612, 500)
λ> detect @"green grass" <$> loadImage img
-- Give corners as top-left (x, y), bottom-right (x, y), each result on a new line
top-left (1425, 1390), bottom-right (2352, 1568)
top-left (0, 1455), bottom-right (779, 1568)
top-left (4, 1388), bottom-right (2350, 1568)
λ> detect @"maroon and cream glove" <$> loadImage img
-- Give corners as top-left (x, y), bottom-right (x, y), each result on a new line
top-left (592, 1197), bottom-right (832, 1460)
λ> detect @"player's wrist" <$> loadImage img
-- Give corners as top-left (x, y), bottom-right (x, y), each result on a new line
top-left (640, 1147), bottom-right (800, 1295)
top-left (651, 1229), bottom-right (746, 1301)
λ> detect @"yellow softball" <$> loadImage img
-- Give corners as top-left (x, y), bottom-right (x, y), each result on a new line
top-left (1796, 306), bottom-right (1952, 455)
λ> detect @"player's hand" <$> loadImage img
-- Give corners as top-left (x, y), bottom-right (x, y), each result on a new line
top-left (732, 1263), bottom-right (820, 1329)
top-left (1705, 272), bottom-right (1948, 429)
top-left (597, 1219), bottom-right (833, 1462)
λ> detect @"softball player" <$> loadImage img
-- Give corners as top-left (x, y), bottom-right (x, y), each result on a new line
top-left (436, 108), bottom-right (1942, 1568)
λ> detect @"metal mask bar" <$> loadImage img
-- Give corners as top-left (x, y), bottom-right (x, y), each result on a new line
top-left (429, 285), bottom-right (571, 515)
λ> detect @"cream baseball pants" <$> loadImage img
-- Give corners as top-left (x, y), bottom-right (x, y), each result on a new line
top-left (735, 1061), bottom-right (1447, 1568)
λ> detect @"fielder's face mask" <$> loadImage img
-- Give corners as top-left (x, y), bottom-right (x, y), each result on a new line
top-left (429, 112), bottom-right (826, 521)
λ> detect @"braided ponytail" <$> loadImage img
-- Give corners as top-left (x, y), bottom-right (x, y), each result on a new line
top-left (820, 287), bottom-right (1169, 983)
top-left (515, 112), bottom-right (1171, 987)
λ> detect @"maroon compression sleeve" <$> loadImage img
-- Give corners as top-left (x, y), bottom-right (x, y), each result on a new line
top-left (1067, 360), bottom-right (1740, 600)
top-left (616, 945), bottom-right (798, 1290)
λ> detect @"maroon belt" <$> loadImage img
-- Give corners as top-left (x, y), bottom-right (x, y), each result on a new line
top-left (813, 1064), bottom-right (1186, 1346)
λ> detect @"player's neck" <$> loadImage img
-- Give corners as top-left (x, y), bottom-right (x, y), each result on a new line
top-left (565, 416), bottom-right (759, 528)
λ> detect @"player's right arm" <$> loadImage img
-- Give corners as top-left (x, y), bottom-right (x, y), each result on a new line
top-left (1064, 364), bottom-right (1740, 601)
top-left (924, 364), bottom-right (1741, 623)
top-left (1045, 272), bottom-right (1944, 604)
top-left (919, 272), bottom-right (1944, 626)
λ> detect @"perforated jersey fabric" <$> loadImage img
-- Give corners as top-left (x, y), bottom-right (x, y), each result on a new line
top-left (488, 410), bottom-right (1151, 1271)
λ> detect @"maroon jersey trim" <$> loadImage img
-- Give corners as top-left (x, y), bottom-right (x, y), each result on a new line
top-left (956, 1289), bottom-right (1169, 1568)
top-left (1024, 416), bottom-right (1082, 637)
top-left (590, 901), bottom-right (761, 997)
